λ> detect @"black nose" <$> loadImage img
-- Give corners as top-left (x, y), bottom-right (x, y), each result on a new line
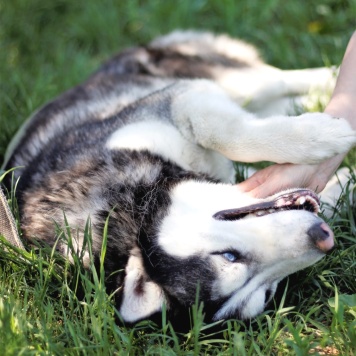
top-left (307, 222), bottom-right (334, 253)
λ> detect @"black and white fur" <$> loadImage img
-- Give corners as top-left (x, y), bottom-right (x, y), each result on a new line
top-left (3, 31), bottom-right (356, 324)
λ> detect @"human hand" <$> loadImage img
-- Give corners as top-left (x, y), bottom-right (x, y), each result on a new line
top-left (238, 154), bottom-right (344, 198)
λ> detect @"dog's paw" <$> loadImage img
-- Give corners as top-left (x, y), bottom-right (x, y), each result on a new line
top-left (292, 113), bottom-right (356, 164)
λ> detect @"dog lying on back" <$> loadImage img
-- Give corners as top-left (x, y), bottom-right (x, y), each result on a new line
top-left (3, 31), bottom-right (356, 324)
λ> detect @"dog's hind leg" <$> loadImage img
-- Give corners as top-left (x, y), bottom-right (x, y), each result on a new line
top-left (217, 65), bottom-right (336, 116)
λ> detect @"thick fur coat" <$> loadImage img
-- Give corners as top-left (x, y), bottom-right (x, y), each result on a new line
top-left (3, 31), bottom-right (356, 324)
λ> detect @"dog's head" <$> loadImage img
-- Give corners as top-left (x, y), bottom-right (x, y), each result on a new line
top-left (119, 181), bottom-right (333, 323)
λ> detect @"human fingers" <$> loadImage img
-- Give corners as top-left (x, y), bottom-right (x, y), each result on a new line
top-left (238, 173), bottom-right (265, 193)
top-left (238, 164), bottom-right (319, 198)
top-left (238, 165), bottom-right (286, 197)
top-left (244, 174), bottom-right (295, 198)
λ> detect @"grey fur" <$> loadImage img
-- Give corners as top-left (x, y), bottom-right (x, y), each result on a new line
top-left (3, 31), bottom-right (355, 325)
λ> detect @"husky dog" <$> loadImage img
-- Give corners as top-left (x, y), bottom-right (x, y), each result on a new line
top-left (2, 31), bottom-right (356, 324)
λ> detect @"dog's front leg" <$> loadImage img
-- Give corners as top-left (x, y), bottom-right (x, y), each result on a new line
top-left (171, 80), bottom-right (356, 164)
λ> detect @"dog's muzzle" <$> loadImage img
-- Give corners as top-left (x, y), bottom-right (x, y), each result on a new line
top-left (212, 189), bottom-right (334, 253)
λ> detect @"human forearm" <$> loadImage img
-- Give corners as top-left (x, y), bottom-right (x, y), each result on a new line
top-left (319, 31), bottom-right (356, 181)
top-left (324, 31), bottom-right (356, 130)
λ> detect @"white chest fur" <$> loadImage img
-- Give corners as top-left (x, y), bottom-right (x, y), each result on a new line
top-left (105, 120), bottom-right (235, 182)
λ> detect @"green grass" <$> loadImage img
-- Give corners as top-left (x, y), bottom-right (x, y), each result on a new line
top-left (1, 0), bottom-right (356, 354)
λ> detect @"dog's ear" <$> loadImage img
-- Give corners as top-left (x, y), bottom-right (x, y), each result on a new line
top-left (119, 248), bottom-right (165, 323)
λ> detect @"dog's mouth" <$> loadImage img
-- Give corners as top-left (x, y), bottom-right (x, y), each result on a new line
top-left (213, 189), bottom-right (320, 221)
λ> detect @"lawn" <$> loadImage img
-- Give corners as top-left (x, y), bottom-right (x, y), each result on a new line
top-left (1, 0), bottom-right (356, 354)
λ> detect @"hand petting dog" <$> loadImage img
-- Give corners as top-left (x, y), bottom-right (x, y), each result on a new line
top-left (240, 31), bottom-right (356, 198)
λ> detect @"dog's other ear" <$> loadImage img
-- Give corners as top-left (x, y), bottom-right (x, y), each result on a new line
top-left (119, 248), bottom-right (165, 323)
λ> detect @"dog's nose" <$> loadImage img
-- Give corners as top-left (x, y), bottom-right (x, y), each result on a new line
top-left (307, 222), bottom-right (334, 253)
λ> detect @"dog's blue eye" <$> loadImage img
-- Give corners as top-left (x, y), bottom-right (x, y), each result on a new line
top-left (222, 252), bottom-right (239, 262)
